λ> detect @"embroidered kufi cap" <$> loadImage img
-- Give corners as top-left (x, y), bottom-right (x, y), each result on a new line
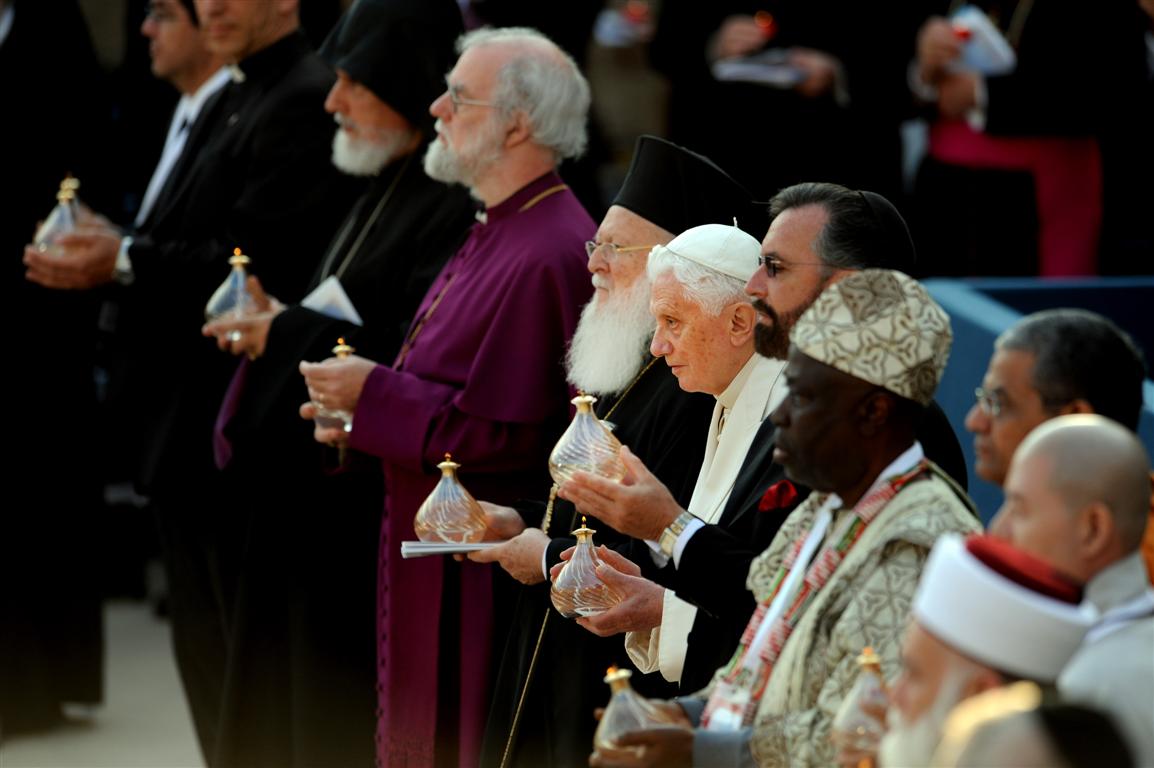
top-left (790, 269), bottom-right (951, 406)
top-left (650, 223), bottom-right (760, 283)
top-left (612, 135), bottom-right (764, 238)
top-left (913, 534), bottom-right (1092, 683)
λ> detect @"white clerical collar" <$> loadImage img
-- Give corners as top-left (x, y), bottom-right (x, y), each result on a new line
top-left (825, 441), bottom-right (925, 512)
top-left (182, 67), bottom-right (231, 121)
top-left (716, 353), bottom-right (757, 411)
top-left (227, 63), bottom-right (246, 83)
top-left (0, 4), bottom-right (14, 49)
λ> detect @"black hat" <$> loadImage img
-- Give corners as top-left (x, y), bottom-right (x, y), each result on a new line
top-left (612, 135), bottom-right (764, 239)
top-left (856, 189), bottom-right (917, 272)
top-left (319, 0), bottom-right (463, 133)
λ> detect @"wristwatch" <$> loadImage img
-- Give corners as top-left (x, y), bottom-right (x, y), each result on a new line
top-left (659, 510), bottom-right (696, 558)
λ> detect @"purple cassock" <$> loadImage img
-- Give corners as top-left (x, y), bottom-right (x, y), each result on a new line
top-left (347, 171), bottom-right (595, 767)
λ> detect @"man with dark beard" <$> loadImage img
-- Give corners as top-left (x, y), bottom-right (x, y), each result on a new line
top-left (561, 182), bottom-right (969, 693)
top-left (468, 135), bottom-right (755, 768)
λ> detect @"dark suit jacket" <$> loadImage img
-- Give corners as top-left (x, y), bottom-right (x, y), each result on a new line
top-left (118, 30), bottom-right (363, 492)
top-left (665, 399), bottom-right (968, 692)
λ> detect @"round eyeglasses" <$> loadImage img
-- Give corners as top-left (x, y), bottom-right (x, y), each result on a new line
top-left (584, 241), bottom-right (659, 260)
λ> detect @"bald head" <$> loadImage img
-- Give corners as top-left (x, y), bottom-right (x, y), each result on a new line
top-left (1021, 415), bottom-right (1150, 549)
top-left (994, 414), bottom-right (1151, 582)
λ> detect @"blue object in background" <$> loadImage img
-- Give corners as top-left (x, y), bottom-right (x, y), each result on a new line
top-left (926, 277), bottom-right (1154, 524)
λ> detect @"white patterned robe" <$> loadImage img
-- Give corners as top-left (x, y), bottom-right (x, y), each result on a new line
top-left (696, 465), bottom-right (979, 768)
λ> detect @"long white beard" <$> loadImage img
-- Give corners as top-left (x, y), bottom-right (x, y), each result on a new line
top-left (566, 274), bottom-right (654, 396)
top-left (331, 119), bottom-right (410, 176)
top-left (422, 117), bottom-right (503, 189)
top-left (879, 667), bottom-right (972, 768)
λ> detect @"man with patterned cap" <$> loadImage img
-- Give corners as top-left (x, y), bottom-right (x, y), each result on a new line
top-left (199, 1), bottom-right (475, 766)
top-left (588, 269), bottom-right (980, 768)
top-left (565, 186), bottom-right (969, 697)
top-left (471, 135), bottom-right (761, 768)
top-left (872, 534), bottom-right (1092, 767)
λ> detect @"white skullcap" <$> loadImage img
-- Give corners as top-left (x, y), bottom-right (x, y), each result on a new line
top-left (913, 534), bottom-right (1093, 684)
top-left (649, 223), bottom-right (760, 283)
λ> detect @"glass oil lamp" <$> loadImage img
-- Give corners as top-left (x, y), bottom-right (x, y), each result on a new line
top-left (205, 248), bottom-right (255, 340)
top-left (548, 394), bottom-right (626, 486)
top-left (413, 454), bottom-right (488, 543)
top-left (830, 646), bottom-right (889, 768)
top-left (33, 176), bottom-right (81, 254)
top-left (550, 518), bottom-right (621, 618)
top-left (312, 338), bottom-right (355, 433)
top-left (594, 666), bottom-right (688, 756)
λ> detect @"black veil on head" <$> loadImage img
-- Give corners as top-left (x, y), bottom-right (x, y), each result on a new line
top-left (612, 135), bottom-right (764, 238)
top-left (320, 0), bottom-right (463, 134)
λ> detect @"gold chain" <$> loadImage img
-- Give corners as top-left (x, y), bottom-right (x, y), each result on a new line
top-left (499, 354), bottom-right (662, 768)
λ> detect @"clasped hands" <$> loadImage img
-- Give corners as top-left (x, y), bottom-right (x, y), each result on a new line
top-left (202, 275), bottom-right (284, 359)
top-left (297, 352), bottom-right (378, 446)
top-left (916, 16), bottom-right (980, 119)
top-left (23, 207), bottom-right (120, 290)
top-left (470, 445), bottom-right (688, 635)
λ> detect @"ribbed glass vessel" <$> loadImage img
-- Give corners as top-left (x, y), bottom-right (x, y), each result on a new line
top-left (205, 249), bottom-right (255, 341)
top-left (413, 454), bottom-right (487, 543)
top-left (594, 667), bottom-right (687, 756)
top-left (548, 395), bottom-right (626, 486)
top-left (830, 646), bottom-right (889, 767)
top-left (33, 177), bottom-right (81, 255)
top-left (550, 520), bottom-right (621, 618)
top-left (312, 338), bottom-right (355, 432)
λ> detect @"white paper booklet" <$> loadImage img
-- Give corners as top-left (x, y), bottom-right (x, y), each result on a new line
top-left (951, 5), bottom-right (1017, 76)
top-left (400, 541), bottom-right (500, 559)
top-left (301, 275), bottom-right (364, 326)
top-left (712, 49), bottom-right (806, 88)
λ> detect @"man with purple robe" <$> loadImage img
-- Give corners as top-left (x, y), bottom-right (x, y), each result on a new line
top-left (300, 27), bottom-right (595, 768)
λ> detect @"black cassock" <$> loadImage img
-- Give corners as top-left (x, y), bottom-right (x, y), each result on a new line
top-left (481, 359), bottom-right (715, 768)
top-left (212, 150), bottom-right (475, 768)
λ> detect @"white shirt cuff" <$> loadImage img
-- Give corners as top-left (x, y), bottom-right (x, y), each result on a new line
top-left (672, 518), bottom-right (705, 569)
top-left (114, 235), bottom-right (134, 285)
top-left (646, 539), bottom-right (670, 568)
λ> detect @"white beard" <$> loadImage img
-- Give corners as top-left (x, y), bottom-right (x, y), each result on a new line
top-left (566, 274), bottom-right (654, 396)
top-left (331, 117), bottom-right (410, 176)
top-left (879, 667), bottom-right (972, 768)
top-left (422, 117), bottom-right (503, 190)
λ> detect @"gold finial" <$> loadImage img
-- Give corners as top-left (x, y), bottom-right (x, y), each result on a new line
top-left (60, 175), bottom-right (80, 192)
top-left (332, 337), bottom-right (355, 358)
top-left (229, 247), bottom-right (251, 267)
top-left (571, 516), bottom-right (596, 537)
top-left (445, 452), bottom-right (452, 462)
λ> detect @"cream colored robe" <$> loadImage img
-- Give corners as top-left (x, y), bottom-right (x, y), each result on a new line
top-left (699, 466), bottom-right (979, 767)
top-left (625, 354), bottom-right (786, 682)
top-left (1058, 553), bottom-right (1154, 768)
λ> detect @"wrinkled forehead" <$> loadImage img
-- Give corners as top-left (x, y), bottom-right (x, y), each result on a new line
top-left (448, 44), bottom-right (508, 95)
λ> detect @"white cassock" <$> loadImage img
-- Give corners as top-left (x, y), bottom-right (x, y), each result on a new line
top-left (625, 353), bottom-right (787, 682)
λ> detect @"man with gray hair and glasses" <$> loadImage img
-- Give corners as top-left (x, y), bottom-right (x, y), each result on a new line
top-left (299, 26), bottom-right (595, 768)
